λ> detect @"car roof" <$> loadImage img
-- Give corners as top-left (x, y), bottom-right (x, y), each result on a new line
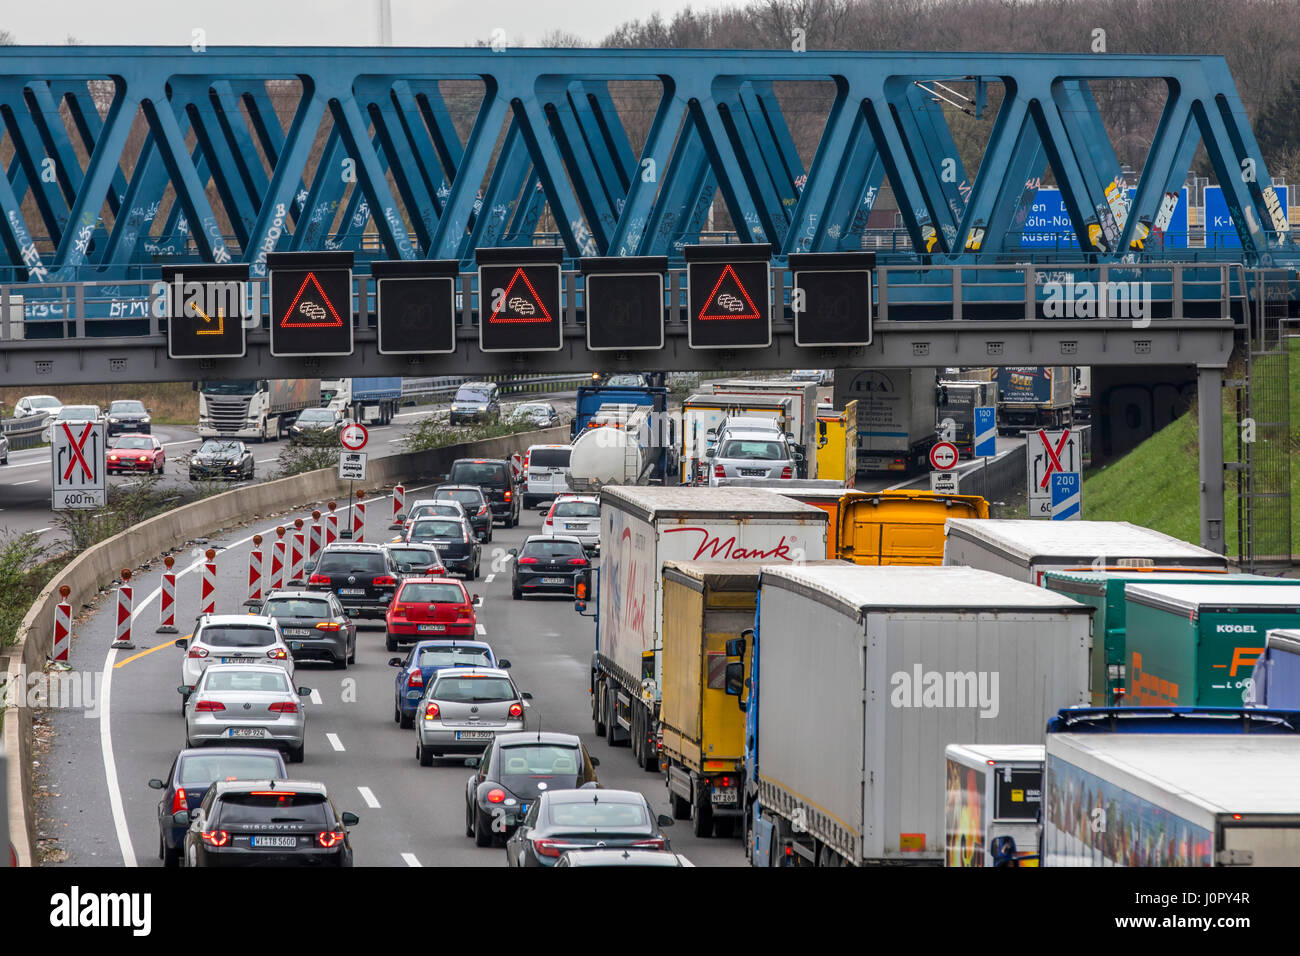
top-left (544, 787), bottom-right (645, 805)
top-left (551, 494), bottom-right (598, 504)
top-left (495, 731), bottom-right (582, 748)
top-left (177, 746), bottom-right (285, 761)
top-left (452, 457), bottom-right (508, 465)
top-left (320, 542), bottom-right (386, 551)
top-left (199, 614), bottom-right (277, 627)
top-left (262, 590), bottom-right (328, 601)
top-left (436, 484), bottom-right (484, 492)
top-left (458, 381), bottom-right (495, 388)
top-left (111, 432), bottom-right (155, 440)
top-left (720, 430), bottom-right (788, 441)
top-left (524, 533), bottom-right (583, 544)
top-left (412, 515), bottom-right (465, 524)
top-left (430, 666), bottom-right (511, 680)
top-left (411, 639), bottom-right (492, 652)
top-left (398, 576), bottom-right (465, 587)
top-left (212, 779), bottom-right (328, 797)
top-left (199, 662), bottom-right (292, 677)
top-left (527, 443), bottom-right (570, 449)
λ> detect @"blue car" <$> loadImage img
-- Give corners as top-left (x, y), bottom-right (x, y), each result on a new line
top-left (389, 640), bottom-right (508, 729)
top-left (148, 747), bottom-right (287, 867)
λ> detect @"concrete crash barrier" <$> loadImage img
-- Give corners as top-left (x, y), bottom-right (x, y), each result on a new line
top-left (954, 442), bottom-right (1027, 502)
top-left (1, 424), bottom-right (566, 865)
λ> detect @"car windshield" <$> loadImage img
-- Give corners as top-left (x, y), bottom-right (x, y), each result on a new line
top-left (199, 626), bottom-right (278, 648)
top-left (412, 520), bottom-right (463, 540)
top-left (399, 583), bottom-right (466, 603)
top-left (28, 397), bottom-right (60, 410)
top-left (449, 462), bottom-right (507, 485)
top-left (217, 792), bottom-right (330, 825)
top-left (202, 670), bottom-right (291, 693)
top-left (553, 501), bottom-right (599, 518)
top-left (178, 752), bottom-right (284, 787)
top-left (263, 598), bottom-right (332, 620)
top-left (529, 448), bottom-right (570, 468)
top-left (604, 375), bottom-right (644, 386)
top-left (199, 441), bottom-right (240, 455)
top-left (547, 799), bottom-right (650, 829)
top-left (316, 552), bottom-right (386, 573)
top-left (113, 437), bottom-right (153, 450)
top-left (109, 401), bottom-right (145, 413)
top-left (416, 646), bottom-right (492, 668)
top-left (499, 744), bottom-right (583, 791)
top-left (523, 540), bottom-right (584, 558)
top-left (200, 380), bottom-right (257, 396)
top-left (388, 548), bottom-right (441, 567)
top-left (58, 406), bottom-right (98, 420)
top-left (298, 409), bottom-right (333, 422)
top-left (438, 489), bottom-right (483, 506)
top-left (455, 386), bottom-right (491, 402)
top-left (429, 675), bottom-right (515, 702)
top-left (513, 404), bottom-right (548, 417)
top-left (719, 439), bottom-right (785, 460)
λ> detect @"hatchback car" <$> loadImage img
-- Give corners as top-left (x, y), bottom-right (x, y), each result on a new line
top-left (149, 747), bottom-right (288, 867)
top-left (405, 517), bottom-right (480, 579)
top-left (510, 535), bottom-right (588, 599)
top-left (390, 640), bottom-right (503, 728)
top-left (384, 576), bottom-right (481, 651)
top-left (522, 444), bottom-right (573, 508)
top-left (508, 402), bottom-right (561, 430)
top-left (176, 780), bottom-right (358, 867)
top-left (189, 439), bottom-right (255, 481)
top-left (177, 615), bottom-right (294, 703)
top-left (446, 457), bottom-right (520, 527)
top-left (382, 543), bottom-right (446, 577)
top-left (540, 495), bottom-right (600, 551)
top-left (433, 484), bottom-right (493, 542)
top-left (107, 433), bottom-right (165, 475)
top-left (260, 590), bottom-right (356, 669)
top-left (448, 382), bottom-right (501, 425)
top-left (306, 543), bottom-right (401, 619)
top-left (12, 394), bottom-right (61, 420)
top-left (396, 498), bottom-right (468, 537)
top-left (464, 732), bottom-right (599, 847)
top-left (289, 407), bottom-right (344, 443)
top-left (790, 369), bottom-right (830, 385)
top-left (106, 399), bottom-right (152, 435)
top-left (506, 788), bottom-right (674, 867)
top-left (180, 664), bottom-right (311, 762)
top-left (415, 668), bottom-right (530, 766)
top-left (706, 429), bottom-right (800, 485)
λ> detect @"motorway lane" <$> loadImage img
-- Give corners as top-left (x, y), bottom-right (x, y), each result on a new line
top-left (38, 494), bottom-right (747, 867)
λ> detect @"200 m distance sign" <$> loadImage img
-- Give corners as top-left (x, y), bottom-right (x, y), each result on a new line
top-left (684, 244), bottom-right (771, 349)
top-left (268, 251), bottom-right (354, 357)
top-left (476, 247), bottom-right (564, 352)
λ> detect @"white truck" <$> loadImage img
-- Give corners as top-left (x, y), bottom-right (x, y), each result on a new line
top-left (704, 379), bottom-right (819, 478)
top-left (943, 518), bottom-right (1227, 586)
top-left (680, 393), bottom-right (791, 485)
top-left (1042, 707), bottom-right (1300, 866)
top-left (197, 378), bottom-right (321, 441)
top-left (833, 367), bottom-right (939, 475)
top-left (588, 487), bottom-right (829, 772)
top-left (320, 377), bottom-right (402, 425)
top-left (944, 744), bottom-right (1045, 867)
top-left (740, 564), bottom-right (1090, 866)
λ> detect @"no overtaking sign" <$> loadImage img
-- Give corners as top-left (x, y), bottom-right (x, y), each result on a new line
top-left (340, 423), bottom-right (368, 451)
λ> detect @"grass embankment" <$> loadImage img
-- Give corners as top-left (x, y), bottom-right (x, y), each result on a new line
top-left (0, 382), bottom-right (198, 425)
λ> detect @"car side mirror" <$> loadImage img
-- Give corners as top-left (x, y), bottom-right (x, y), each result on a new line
top-left (173, 638), bottom-right (187, 649)
top-left (657, 814), bottom-right (675, 828)
top-left (298, 687), bottom-right (312, 696)
top-left (341, 812), bottom-right (360, 827)
top-left (172, 810), bottom-right (190, 826)
top-left (589, 756), bottom-right (600, 767)
top-left (521, 692), bottom-right (533, 700)
top-left (497, 659), bottom-right (511, 669)
top-left (177, 685), bottom-right (191, 697)
top-left (463, 756), bottom-right (481, 768)
top-left (507, 548), bottom-right (518, 557)
top-left (388, 657), bottom-right (403, 667)
top-left (472, 594), bottom-right (482, 606)
top-left (148, 778), bottom-right (165, 790)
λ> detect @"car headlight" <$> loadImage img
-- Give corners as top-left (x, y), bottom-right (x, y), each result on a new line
top-left (141, 416), bottom-right (150, 423)
top-left (108, 417), bottom-right (119, 423)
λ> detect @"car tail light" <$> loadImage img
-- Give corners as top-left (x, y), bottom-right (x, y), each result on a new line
top-left (309, 574), bottom-right (330, 585)
top-left (487, 788), bottom-right (506, 804)
top-left (316, 830), bottom-right (345, 848)
top-left (423, 701), bottom-right (440, 720)
top-left (504, 490), bottom-right (512, 502)
top-left (187, 646), bottom-right (209, 659)
top-left (193, 700), bottom-right (225, 712)
top-left (508, 702), bottom-right (523, 718)
top-left (780, 466), bottom-right (792, 479)
top-left (517, 556), bottom-right (539, 565)
top-left (533, 838), bottom-right (571, 858)
top-left (269, 701), bottom-right (299, 713)
top-left (456, 604), bottom-right (473, 619)
top-left (266, 648), bottom-right (288, 660)
top-left (373, 575), bottom-right (398, 587)
top-left (568, 557), bottom-right (588, 566)
top-left (631, 838), bottom-right (667, 850)
top-left (171, 788), bottom-right (188, 814)
top-left (407, 669), bottom-right (423, 688)
top-left (200, 829), bottom-right (229, 847)
top-left (315, 622), bottom-right (341, 631)
top-left (714, 464), bottom-right (725, 478)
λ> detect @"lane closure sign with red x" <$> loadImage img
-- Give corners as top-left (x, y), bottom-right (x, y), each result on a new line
top-left (1028, 428), bottom-right (1079, 518)
top-left (52, 420), bottom-right (106, 510)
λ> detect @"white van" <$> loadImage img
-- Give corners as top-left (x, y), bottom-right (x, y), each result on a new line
top-left (523, 444), bottom-right (573, 508)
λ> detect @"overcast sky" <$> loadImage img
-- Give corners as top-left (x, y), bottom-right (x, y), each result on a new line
top-left (2, 0), bottom-right (734, 46)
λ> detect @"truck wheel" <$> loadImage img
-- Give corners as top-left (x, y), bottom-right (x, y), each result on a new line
top-left (713, 818), bottom-right (736, 839)
top-left (691, 790), bottom-right (714, 839)
top-left (817, 843), bottom-right (843, 867)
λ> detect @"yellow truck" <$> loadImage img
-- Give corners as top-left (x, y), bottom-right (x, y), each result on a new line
top-left (814, 400), bottom-right (857, 485)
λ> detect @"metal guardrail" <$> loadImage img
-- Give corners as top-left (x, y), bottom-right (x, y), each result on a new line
top-left (0, 412), bottom-right (50, 450)
top-left (400, 374), bottom-right (593, 403)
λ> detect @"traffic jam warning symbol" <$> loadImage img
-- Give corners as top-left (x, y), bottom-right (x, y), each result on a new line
top-left (268, 252), bottom-right (354, 357)
top-left (281, 273), bottom-right (344, 328)
top-left (685, 244), bottom-right (772, 349)
top-left (698, 264), bottom-right (762, 321)
top-left (488, 268), bottom-right (553, 325)
top-left (477, 250), bottom-right (563, 352)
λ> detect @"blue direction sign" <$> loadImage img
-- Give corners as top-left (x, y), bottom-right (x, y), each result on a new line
top-left (1204, 185), bottom-right (1288, 249)
top-left (973, 406), bottom-right (997, 458)
top-left (1051, 472), bottom-right (1081, 521)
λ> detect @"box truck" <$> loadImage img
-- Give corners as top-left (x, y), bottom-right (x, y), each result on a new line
top-left (680, 393), bottom-right (791, 485)
top-left (588, 488), bottom-right (828, 772)
top-left (943, 519), bottom-right (1227, 586)
top-left (944, 744), bottom-right (1044, 867)
top-left (736, 564), bottom-right (1090, 866)
top-left (1247, 629), bottom-right (1300, 707)
top-left (1122, 583), bottom-right (1300, 707)
top-left (1043, 569), bottom-right (1300, 706)
top-left (834, 367), bottom-right (939, 474)
top-left (937, 380), bottom-right (997, 459)
top-left (320, 377), bottom-right (402, 424)
top-left (197, 378), bottom-right (320, 441)
top-left (996, 366), bottom-right (1073, 433)
top-left (1042, 706), bottom-right (1300, 866)
top-left (705, 379), bottom-right (819, 477)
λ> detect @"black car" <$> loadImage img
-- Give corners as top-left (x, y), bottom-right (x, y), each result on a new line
top-left (464, 732), bottom-right (599, 847)
top-left (405, 517), bottom-right (481, 579)
top-left (382, 543), bottom-right (447, 577)
top-left (176, 780), bottom-right (357, 867)
top-left (433, 484), bottom-right (493, 542)
top-left (260, 590), bottom-right (357, 668)
top-left (506, 402), bottom-right (562, 430)
top-left (106, 399), bottom-right (152, 435)
top-left (149, 748), bottom-right (287, 868)
top-left (288, 407), bottom-right (345, 443)
top-left (448, 382), bottom-right (501, 425)
top-left (510, 535), bottom-right (588, 599)
top-left (506, 788), bottom-right (674, 867)
top-left (447, 457), bottom-right (520, 527)
top-left (306, 543), bottom-right (401, 618)
top-left (189, 439), bottom-right (255, 481)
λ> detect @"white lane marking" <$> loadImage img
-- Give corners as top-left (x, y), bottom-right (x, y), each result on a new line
top-left (388, 439), bottom-right (404, 444)
top-left (401, 852), bottom-right (422, 867)
top-left (310, 689), bottom-right (323, 705)
top-left (358, 786), bottom-right (381, 808)
top-left (165, 439), bottom-right (201, 447)
top-left (256, 458), bottom-right (276, 463)
top-left (32, 527), bottom-right (51, 534)
top-left (98, 647), bottom-right (137, 866)
top-left (485, 573), bottom-right (495, 584)
top-left (326, 733), bottom-right (345, 751)
top-left (13, 479), bottom-right (38, 485)
top-left (476, 623), bottom-right (486, 635)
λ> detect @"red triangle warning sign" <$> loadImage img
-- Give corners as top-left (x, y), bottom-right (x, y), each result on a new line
top-left (488, 267), bottom-right (553, 325)
top-left (280, 272), bottom-right (344, 328)
top-left (698, 263), bottom-right (761, 321)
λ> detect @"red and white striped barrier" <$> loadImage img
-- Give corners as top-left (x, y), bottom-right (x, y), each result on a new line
top-left (353, 490), bottom-right (367, 543)
top-left (291, 528), bottom-right (305, 584)
top-left (157, 555), bottom-right (178, 634)
top-left (326, 502), bottom-right (338, 546)
top-left (245, 535), bottom-right (264, 607)
top-left (391, 484), bottom-right (405, 528)
top-left (271, 528), bottom-right (286, 592)
top-left (200, 550), bottom-right (217, 616)
top-left (52, 585), bottom-right (71, 662)
top-left (309, 510), bottom-right (322, 559)
top-left (112, 569), bottom-right (135, 650)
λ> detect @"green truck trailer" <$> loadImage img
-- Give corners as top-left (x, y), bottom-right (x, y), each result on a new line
top-left (1042, 570), bottom-right (1300, 706)
top-left (1123, 583), bottom-right (1300, 707)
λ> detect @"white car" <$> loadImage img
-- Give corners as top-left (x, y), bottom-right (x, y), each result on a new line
top-left (42, 403), bottom-right (101, 442)
top-left (523, 443), bottom-right (573, 509)
top-left (177, 615), bottom-right (294, 707)
top-left (182, 664), bottom-right (310, 763)
top-left (13, 394), bottom-right (62, 420)
top-left (541, 494), bottom-right (600, 550)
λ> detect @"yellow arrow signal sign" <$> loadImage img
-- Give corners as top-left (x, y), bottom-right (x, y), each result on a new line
top-left (191, 301), bottom-right (225, 335)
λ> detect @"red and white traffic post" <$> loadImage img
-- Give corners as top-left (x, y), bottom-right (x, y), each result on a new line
top-left (309, 509), bottom-right (323, 560)
top-left (52, 585), bottom-right (71, 662)
top-left (200, 549), bottom-right (217, 616)
top-left (291, 518), bottom-right (306, 584)
top-left (353, 489), bottom-right (367, 543)
top-left (157, 555), bottom-right (178, 634)
top-left (271, 526), bottom-right (287, 592)
top-left (246, 534), bottom-right (264, 608)
top-left (391, 484), bottom-right (405, 529)
top-left (112, 569), bottom-right (134, 650)
top-left (326, 501), bottom-right (338, 546)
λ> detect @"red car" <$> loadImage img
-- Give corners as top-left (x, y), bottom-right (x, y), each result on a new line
top-left (385, 577), bottom-right (481, 650)
top-left (107, 434), bottom-right (165, 475)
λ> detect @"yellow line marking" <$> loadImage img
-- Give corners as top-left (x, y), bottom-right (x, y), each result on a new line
top-left (114, 634), bottom-right (190, 669)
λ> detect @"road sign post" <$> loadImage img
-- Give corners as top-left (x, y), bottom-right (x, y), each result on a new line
top-left (340, 422), bottom-right (369, 452)
top-left (338, 452), bottom-right (368, 481)
top-left (372, 259), bottom-right (458, 355)
top-left (929, 441), bottom-right (959, 471)
top-left (930, 470), bottom-right (959, 494)
top-left (1029, 428), bottom-right (1080, 518)
top-left (268, 251), bottom-right (354, 357)
top-left (581, 256), bottom-right (667, 351)
top-left (51, 420), bottom-right (105, 510)
top-left (161, 264), bottom-right (249, 359)
top-left (974, 405), bottom-right (997, 503)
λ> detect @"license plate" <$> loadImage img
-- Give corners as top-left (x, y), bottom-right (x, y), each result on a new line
top-left (565, 523), bottom-right (587, 531)
top-left (740, 469), bottom-right (766, 476)
top-left (227, 728), bottom-right (266, 738)
top-left (456, 730), bottom-right (493, 740)
top-left (541, 577), bottom-right (566, 585)
top-left (339, 589), bottom-right (365, 596)
top-left (418, 624), bottom-right (446, 632)
top-left (221, 657), bottom-right (255, 664)
top-left (251, 836), bottom-right (296, 848)
top-left (284, 628), bottom-right (312, 636)
top-left (713, 786), bottom-right (738, 805)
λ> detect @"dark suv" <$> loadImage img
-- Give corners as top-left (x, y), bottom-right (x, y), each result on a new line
top-left (306, 544), bottom-right (401, 618)
top-left (447, 458), bottom-right (520, 527)
top-left (510, 535), bottom-right (589, 599)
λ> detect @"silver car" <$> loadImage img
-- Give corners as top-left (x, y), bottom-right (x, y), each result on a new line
top-left (415, 667), bottom-right (530, 766)
top-left (177, 614), bottom-right (294, 699)
top-left (706, 429), bottom-right (801, 484)
top-left (181, 664), bottom-right (311, 763)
